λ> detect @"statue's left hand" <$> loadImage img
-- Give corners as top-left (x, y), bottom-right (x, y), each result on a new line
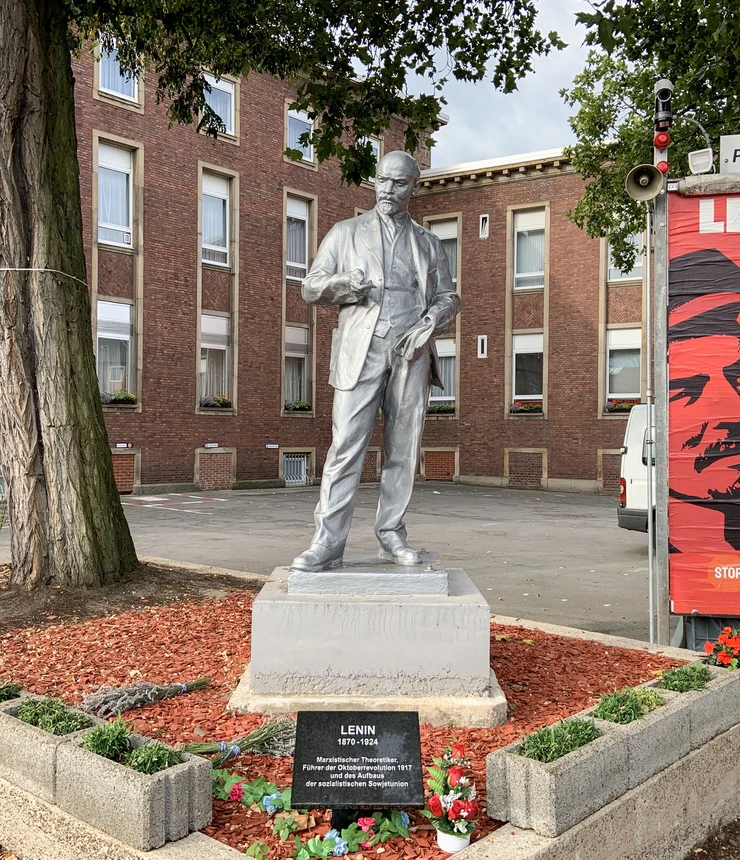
top-left (394, 317), bottom-right (435, 361)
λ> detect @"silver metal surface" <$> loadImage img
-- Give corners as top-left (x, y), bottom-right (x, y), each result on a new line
top-left (291, 152), bottom-right (461, 570)
top-left (654, 185), bottom-right (670, 645)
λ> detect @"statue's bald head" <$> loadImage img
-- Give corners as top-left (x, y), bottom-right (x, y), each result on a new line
top-left (377, 150), bottom-right (421, 180)
top-left (375, 151), bottom-right (421, 217)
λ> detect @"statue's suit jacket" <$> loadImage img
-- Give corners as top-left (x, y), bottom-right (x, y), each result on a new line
top-left (302, 208), bottom-right (461, 391)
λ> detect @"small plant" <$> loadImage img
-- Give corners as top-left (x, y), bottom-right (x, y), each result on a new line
top-left (245, 841), bottom-right (270, 858)
top-left (421, 740), bottom-right (479, 837)
top-left (520, 718), bottom-right (601, 763)
top-left (201, 394), bottom-right (232, 408)
top-left (16, 698), bottom-right (93, 736)
top-left (594, 687), bottom-right (664, 724)
top-left (102, 390), bottom-right (136, 404)
top-left (704, 626), bottom-right (740, 668)
top-left (125, 741), bottom-right (182, 774)
top-left (660, 662), bottom-right (712, 691)
top-left (603, 399), bottom-right (639, 413)
top-left (273, 814), bottom-right (300, 842)
top-left (0, 682), bottom-right (22, 703)
top-left (82, 716), bottom-right (132, 761)
top-left (285, 399), bottom-right (311, 411)
top-left (509, 400), bottom-right (543, 414)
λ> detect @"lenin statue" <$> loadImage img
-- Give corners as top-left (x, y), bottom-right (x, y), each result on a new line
top-left (291, 151), bottom-right (461, 572)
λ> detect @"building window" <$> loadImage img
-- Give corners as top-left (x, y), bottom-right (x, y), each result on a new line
top-left (99, 44), bottom-right (137, 102)
top-left (430, 220), bottom-right (458, 286)
top-left (203, 74), bottom-right (235, 135)
top-left (360, 136), bottom-right (381, 182)
top-left (287, 108), bottom-right (313, 162)
top-left (513, 333), bottom-right (543, 399)
top-left (97, 301), bottom-right (133, 395)
top-left (477, 335), bottom-right (488, 358)
top-left (202, 173), bottom-right (229, 266)
top-left (607, 329), bottom-right (641, 398)
top-left (98, 143), bottom-right (132, 247)
top-left (429, 339), bottom-right (456, 412)
top-left (201, 314), bottom-right (230, 398)
top-left (285, 325), bottom-right (309, 408)
top-left (286, 197), bottom-right (309, 281)
top-left (514, 209), bottom-right (545, 290)
top-left (608, 234), bottom-right (643, 281)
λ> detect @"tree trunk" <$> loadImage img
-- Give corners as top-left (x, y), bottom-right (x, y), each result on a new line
top-left (0, 0), bottom-right (138, 587)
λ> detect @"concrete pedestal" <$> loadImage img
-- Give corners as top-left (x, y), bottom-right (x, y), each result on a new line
top-left (228, 562), bottom-right (507, 727)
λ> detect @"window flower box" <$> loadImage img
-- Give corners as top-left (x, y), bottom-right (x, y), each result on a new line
top-left (101, 390), bottom-right (137, 405)
top-left (200, 395), bottom-right (232, 408)
top-left (509, 400), bottom-right (542, 414)
top-left (427, 403), bottom-right (455, 415)
top-left (603, 398), bottom-right (640, 414)
top-left (284, 399), bottom-right (312, 412)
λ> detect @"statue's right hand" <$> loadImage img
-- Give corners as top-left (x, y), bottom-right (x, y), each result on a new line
top-left (347, 268), bottom-right (373, 297)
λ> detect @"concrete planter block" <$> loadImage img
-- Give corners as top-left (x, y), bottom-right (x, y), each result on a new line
top-left (618, 688), bottom-right (690, 789)
top-left (0, 696), bottom-right (100, 803)
top-left (487, 719), bottom-right (627, 837)
top-left (55, 732), bottom-right (211, 851)
top-left (663, 663), bottom-right (740, 750)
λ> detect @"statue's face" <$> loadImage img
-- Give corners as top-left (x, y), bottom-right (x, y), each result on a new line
top-left (375, 153), bottom-right (420, 217)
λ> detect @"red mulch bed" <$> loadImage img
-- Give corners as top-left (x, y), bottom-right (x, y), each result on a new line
top-left (0, 594), bottom-right (682, 857)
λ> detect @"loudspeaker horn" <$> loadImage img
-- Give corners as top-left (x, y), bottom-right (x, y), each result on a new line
top-left (625, 164), bottom-right (664, 201)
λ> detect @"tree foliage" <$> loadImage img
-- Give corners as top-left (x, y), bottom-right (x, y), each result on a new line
top-left (64, 0), bottom-right (563, 184)
top-left (562, 0), bottom-right (740, 271)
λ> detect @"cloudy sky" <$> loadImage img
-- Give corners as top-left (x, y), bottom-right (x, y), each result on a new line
top-left (426, 0), bottom-right (591, 168)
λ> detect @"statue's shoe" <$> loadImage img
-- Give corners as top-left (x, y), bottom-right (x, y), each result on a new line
top-left (290, 544), bottom-right (344, 572)
top-left (377, 534), bottom-right (421, 566)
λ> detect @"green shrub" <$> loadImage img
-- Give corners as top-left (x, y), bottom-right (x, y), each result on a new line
top-left (520, 718), bottom-right (601, 763)
top-left (594, 687), bottom-right (664, 724)
top-left (16, 698), bottom-right (92, 735)
top-left (659, 663), bottom-right (712, 692)
top-left (82, 716), bottom-right (131, 761)
top-left (125, 741), bottom-right (182, 774)
top-left (0, 682), bottom-right (22, 703)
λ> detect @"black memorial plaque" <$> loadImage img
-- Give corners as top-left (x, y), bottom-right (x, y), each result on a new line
top-left (291, 711), bottom-right (424, 809)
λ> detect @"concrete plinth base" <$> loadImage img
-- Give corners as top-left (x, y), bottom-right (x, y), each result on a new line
top-left (229, 563), bottom-right (506, 727)
top-left (228, 666), bottom-right (507, 728)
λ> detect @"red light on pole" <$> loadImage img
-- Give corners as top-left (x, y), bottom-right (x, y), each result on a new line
top-left (656, 160), bottom-right (669, 174)
top-left (653, 131), bottom-right (671, 149)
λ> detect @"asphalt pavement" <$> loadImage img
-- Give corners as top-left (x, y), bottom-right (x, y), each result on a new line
top-left (0, 483), bottom-right (653, 641)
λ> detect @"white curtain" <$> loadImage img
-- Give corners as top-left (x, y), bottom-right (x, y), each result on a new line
top-left (609, 348), bottom-right (640, 396)
top-left (288, 113), bottom-right (312, 157)
top-left (97, 302), bottom-right (132, 393)
top-left (286, 217), bottom-right (307, 278)
top-left (441, 238), bottom-right (457, 283)
top-left (202, 194), bottom-right (227, 261)
top-left (100, 48), bottom-right (136, 99)
top-left (201, 348), bottom-right (227, 397)
top-left (98, 167), bottom-right (129, 232)
top-left (285, 356), bottom-right (306, 403)
top-left (204, 78), bottom-right (233, 133)
top-left (515, 229), bottom-right (544, 288)
top-left (430, 356), bottom-right (455, 403)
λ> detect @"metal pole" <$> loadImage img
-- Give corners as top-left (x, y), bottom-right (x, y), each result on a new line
top-left (653, 184), bottom-right (671, 645)
top-left (645, 201), bottom-right (655, 644)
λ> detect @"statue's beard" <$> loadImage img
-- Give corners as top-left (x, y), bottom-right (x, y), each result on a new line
top-left (377, 199), bottom-right (402, 215)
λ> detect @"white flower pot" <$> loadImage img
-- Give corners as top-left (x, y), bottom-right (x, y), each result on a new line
top-left (436, 829), bottom-right (471, 853)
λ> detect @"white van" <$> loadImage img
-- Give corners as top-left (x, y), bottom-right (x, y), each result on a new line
top-left (617, 404), bottom-right (656, 533)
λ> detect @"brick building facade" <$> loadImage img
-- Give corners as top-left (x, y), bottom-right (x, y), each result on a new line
top-left (68, 51), bottom-right (644, 495)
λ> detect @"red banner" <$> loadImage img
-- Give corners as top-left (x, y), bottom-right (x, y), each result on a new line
top-left (668, 192), bottom-right (740, 614)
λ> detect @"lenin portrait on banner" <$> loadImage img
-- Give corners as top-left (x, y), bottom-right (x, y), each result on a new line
top-left (668, 248), bottom-right (740, 556)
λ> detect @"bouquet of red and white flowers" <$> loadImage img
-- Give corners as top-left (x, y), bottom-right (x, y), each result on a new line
top-left (421, 741), bottom-right (479, 839)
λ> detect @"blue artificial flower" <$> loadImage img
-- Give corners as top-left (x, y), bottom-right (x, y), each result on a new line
top-left (332, 837), bottom-right (349, 856)
top-left (263, 792), bottom-right (282, 814)
top-left (399, 812), bottom-right (410, 828)
top-left (325, 829), bottom-right (340, 841)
